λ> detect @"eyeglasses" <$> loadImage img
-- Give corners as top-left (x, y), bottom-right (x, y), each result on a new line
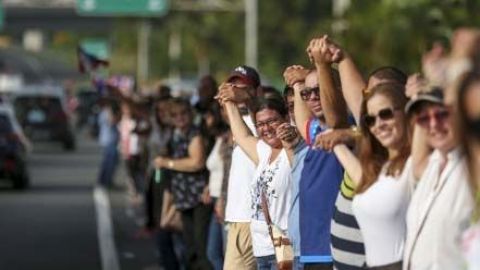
top-left (363, 107), bottom-right (398, 128)
top-left (255, 117), bottom-right (281, 129)
top-left (415, 109), bottom-right (450, 128)
top-left (300, 87), bottom-right (320, 101)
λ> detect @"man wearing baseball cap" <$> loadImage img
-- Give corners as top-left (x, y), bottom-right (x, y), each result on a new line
top-left (219, 65), bottom-right (259, 270)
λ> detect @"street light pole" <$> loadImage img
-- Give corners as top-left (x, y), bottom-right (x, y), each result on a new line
top-left (245, 0), bottom-right (257, 68)
top-left (137, 18), bottom-right (151, 85)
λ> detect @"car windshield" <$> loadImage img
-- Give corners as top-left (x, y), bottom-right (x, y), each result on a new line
top-left (14, 96), bottom-right (64, 123)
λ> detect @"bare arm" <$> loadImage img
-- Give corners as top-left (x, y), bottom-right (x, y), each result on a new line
top-left (308, 36), bottom-right (349, 128)
top-left (316, 64), bottom-right (348, 128)
top-left (309, 36), bottom-right (365, 123)
top-left (337, 55), bottom-right (366, 124)
top-left (154, 135), bottom-right (206, 172)
top-left (293, 82), bottom-right (313, 141)
top-left (411, 124), bottom-right (432, 180)
top-left (283, 65), bottom-right (312, 141)
top-left (223, 101), bottom-right (259, 165)
top-left (333, 144), bottom-right (362, 185)
top-left (318, 36), bottom-right (366, 124)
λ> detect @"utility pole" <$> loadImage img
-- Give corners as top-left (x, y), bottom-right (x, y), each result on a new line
top-left (171, 0), bottom-right (257, 70)
top-left (245, 0), bottom-right (257, 68)
top-left (137, 18), bottom-right (151, 85)
top-left (168, 29), bottom-right (182, 80)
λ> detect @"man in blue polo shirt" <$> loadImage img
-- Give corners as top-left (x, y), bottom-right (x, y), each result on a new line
top-left (283, 36), bottom-right (349, 270)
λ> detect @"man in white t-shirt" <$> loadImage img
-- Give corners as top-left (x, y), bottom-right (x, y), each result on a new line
top-left (221, 65), bottom-right (260, 270)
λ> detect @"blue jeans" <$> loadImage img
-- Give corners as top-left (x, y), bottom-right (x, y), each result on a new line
top-left (293, 256), bottom-right (304, 270)
top-left (98, 143), bottom-right (118, 187)
top-left (207, 198), bottom-right (224, 270)
top-left (256, 255), bottom-right (277, 270)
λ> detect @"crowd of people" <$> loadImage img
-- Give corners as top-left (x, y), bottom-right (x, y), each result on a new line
top-left (96, 27), bottom-right (480, 270)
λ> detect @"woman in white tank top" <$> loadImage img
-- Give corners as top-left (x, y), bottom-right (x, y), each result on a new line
top-left (327, 83), bottom-right (412, 269)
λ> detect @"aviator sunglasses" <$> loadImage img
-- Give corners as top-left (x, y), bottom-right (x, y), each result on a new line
top-left (300, 87), bottom-right (320, 101)
top-left (363, 107), bottom-right (399, 128)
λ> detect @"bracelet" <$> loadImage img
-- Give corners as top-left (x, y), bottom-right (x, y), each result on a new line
top-left (350, 125), bottom-right (361, 138)
top-left (167, 160), bottom-right (174, 169)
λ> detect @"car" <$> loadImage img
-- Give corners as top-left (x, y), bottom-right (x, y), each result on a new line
top-left (11, 85), bottom-right (76, 151)
top-left (0, 105), bottom-right (30, 189)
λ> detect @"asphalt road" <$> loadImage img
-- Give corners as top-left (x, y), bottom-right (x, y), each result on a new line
top-left (0, 135), bottom-right (159, 270)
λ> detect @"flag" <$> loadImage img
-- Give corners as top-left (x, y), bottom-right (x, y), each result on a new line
top-left (77, 46), bottom-right (109, 74)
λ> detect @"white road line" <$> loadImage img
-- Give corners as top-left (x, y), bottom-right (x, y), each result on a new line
top-left (94, 186), bottom-right (121, 270)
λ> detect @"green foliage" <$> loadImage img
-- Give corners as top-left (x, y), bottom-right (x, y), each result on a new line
top-left (50, 0), bottom-right (480, 85)
top-left (338, 0), bottom-right (480, 75)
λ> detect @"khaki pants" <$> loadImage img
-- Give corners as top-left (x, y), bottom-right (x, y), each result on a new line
top-left (224, 222), bottom-right (256, 270)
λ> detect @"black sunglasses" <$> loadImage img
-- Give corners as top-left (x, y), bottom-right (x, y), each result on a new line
top-left (363, 108), bottom-right (398, 127)
top-left (300, 87), bottom-right (320, 101)
top-left (415, 109), bottom-right (450, 128)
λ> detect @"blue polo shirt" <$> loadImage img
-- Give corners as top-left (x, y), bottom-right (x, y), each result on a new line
top-left (288, 139), bottom-right (309, 257)
top-left (299, 118), bottom-right (344, 263)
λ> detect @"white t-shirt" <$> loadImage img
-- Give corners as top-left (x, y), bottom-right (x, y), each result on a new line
top-left (206, 137), bottom-right (224, 198)
top-left (225, 115), bottom-right (257, 222)
top-left (352, 158), bottom-right (413, 266)
top-left (462, 222), bottom-right (480, 270)
top-left (403, 148), bottom-right (474, 270)
top-left (119, 117), bottom-right (139, 157)
top-left (250, 140), bottom-right (292, 257)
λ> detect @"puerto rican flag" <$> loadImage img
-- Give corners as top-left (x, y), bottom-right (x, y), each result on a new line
top-left (77, 46), bottom-right (109, 74)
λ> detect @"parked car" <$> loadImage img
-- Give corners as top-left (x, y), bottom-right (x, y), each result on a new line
top-left (11, 85), bottom-right (76, 150)
top-left (0, 105), bottom-right (30, 189)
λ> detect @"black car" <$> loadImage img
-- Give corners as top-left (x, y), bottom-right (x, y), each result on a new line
top-left (13, 89), bottom-right (76, 150)
top-left (0, 110), bottom-right (29, 189)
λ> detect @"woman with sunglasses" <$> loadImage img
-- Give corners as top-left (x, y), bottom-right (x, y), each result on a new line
top-left (402, 87), bottom-right (474, 269)
top-left (218, 83), bottom-right (295, 270)
top-left (456, 72), bottom-right (480, 269)
top-left (331, 83), bottom-right (412, 270)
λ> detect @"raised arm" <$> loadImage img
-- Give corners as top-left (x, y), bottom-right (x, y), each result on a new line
top-left (308, 35), bottom-right (349, 128)
top-left (410, 124), bottom-right (432, 180)
top-left (223, 101), bottom-right (259, 165)
top-left (215, 82), bottom-right (259, 164)
top-left (283, 65), bottom-right (311, 141)
top-left (325, 37), bottom-right (366, 123)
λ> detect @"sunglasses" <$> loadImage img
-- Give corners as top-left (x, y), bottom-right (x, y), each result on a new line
top-left (363, 107), bottom-right (399, 128)
top-left (255, 117), bottom-right (281, 129)
top-left (415, 109), bottom-right (450, 128)
top-left (300, 87), bottom-right (320, 101)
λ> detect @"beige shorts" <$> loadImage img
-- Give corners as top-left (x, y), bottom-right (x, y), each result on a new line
top-left (224, 222), bottom-right (256, 270)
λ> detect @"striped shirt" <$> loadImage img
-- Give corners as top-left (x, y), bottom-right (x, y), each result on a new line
top-left (331, 173), bottom-right (366, 269)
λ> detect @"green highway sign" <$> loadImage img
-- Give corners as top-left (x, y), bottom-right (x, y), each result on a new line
top-left (76, 0), bottom-right (169, 17)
